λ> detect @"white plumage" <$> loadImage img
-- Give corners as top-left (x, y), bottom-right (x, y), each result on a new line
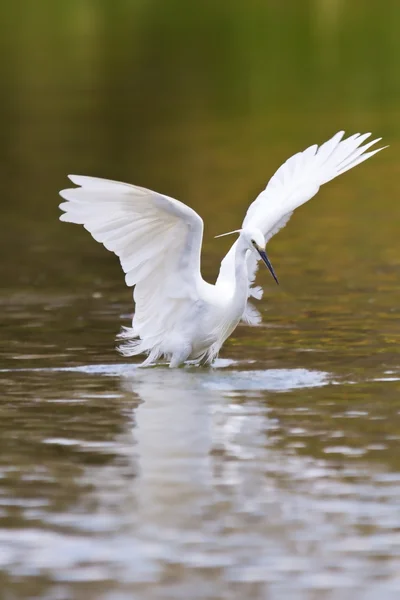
top-left (59, 131), bottom-right (385, 367)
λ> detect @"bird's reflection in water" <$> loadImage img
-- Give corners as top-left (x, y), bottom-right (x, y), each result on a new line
top-left (120, 367), bottom-right (282, 572)
top-left (126, 369), bottom-right (216, 534)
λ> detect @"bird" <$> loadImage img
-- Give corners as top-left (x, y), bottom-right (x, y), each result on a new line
top-left (59, 131), bottom-right (385, 368)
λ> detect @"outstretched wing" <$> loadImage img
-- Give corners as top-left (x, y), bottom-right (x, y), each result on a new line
top-left (59, 176), bottom-right (204, 358)
top-left (243, 130), bottom-right (384, 237)
top-left (217, 131), bottom-right (386, 324)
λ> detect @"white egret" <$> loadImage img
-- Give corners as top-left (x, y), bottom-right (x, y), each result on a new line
top-left (59, 131), bottom-right (385, 367)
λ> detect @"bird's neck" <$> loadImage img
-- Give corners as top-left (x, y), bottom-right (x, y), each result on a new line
top-left (232, 236), bottom-right (250, 303)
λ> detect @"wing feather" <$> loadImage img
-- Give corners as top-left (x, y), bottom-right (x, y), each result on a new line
top-left (217, 131), bottom-right (386, 320)
top-left (243, 131), bottom-right (385, 235)
top-left (60, 175), bottom-right (203, 291)
top-left (59, 176), bottom-right (204, 358)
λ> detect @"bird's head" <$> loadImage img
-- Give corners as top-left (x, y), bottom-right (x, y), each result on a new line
top-left (242, 227), bottom-right (279, 285)
top-left (241, 227), bottom-right (266, 252)
top-left (215, 226), bottom-right (279, 285)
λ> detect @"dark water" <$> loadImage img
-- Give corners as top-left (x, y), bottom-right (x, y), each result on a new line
top-left (1, 2), bottom-right (400, 598)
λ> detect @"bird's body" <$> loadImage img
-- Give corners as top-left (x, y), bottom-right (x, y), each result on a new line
top-left (59, 131), bottom-right (385, 367)
top-left (118, 231), bottom-right (254, 367)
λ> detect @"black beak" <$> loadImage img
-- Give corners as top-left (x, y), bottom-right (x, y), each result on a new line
top-left (258, 249), bottom-right (279, 285)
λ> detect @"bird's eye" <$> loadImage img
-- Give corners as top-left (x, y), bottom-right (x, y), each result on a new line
top-left (252, 240), bottom-right (256, 246)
